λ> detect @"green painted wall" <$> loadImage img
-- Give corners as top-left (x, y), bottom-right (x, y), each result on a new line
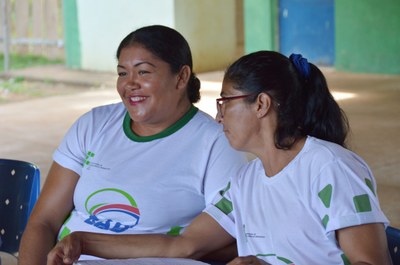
top-left (244, 0), bottom-right (277, 54)
top-left (336, 0), bottom-right (400, 74)
top-left (63, 0), bottom-right (81, 68)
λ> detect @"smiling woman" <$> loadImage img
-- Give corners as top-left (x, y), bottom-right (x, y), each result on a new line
top-left (114, 26), bottom-right (201, 137)
top-left (18, 25), bottom-right (246, 265)
top-left (116, 45), bottom-right (192, 136)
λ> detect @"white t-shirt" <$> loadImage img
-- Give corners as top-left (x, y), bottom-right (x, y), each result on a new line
top-left (54, 103), bottom-right (246, 240)
top-left (205, 136), bottom-right (389, 265)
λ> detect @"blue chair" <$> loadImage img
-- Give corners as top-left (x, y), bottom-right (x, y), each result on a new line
top-left (0, 158), bottom-right (40, 255)
top-left (387, 226), bottom-right (400, 265)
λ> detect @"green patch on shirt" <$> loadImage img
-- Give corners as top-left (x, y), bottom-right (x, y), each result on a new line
top-left (215, 197), bottom-right (233, 215)
top-left (322, 214), bottom-right (329, 228)
top-left (256, 254), bottom-right (294, 264)
top-left (58, 226), bottom-right (71, 241)
top-left (353, 194), bottom-right (372, 212)
top-left (219, 182), bottom-right (231, 196)
top-left (166, 226), bottom-right (183, 236)
top-left (318, 184), bottom-right (332, 208)
top-left (341, 253), bottom-right (351, 265)
top-left (365, 178), bottom-right (376, 196)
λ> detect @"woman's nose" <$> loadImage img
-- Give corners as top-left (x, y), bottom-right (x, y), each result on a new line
top-left (126, 75), bottom-right (139, 90)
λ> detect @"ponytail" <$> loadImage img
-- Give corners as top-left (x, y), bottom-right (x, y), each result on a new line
top-left (187, 73), bottom-right (201, 103)
top-left (289, 54), bottom-right (349, 147)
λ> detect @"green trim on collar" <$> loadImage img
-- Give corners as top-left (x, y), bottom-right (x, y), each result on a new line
top-left (123, 105), bottom-right (198, 142)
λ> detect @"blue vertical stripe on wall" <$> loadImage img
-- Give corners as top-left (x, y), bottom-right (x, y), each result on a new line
top-left (279, 0), bottom-right (334, 65)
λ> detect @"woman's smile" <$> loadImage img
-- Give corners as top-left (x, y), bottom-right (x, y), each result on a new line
top-left (129, 96), bottom-right (148, 104)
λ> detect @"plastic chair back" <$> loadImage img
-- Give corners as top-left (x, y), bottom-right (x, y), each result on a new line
top-left (0, 158), bottom-right (40, 254)
top-left (387, 226), bottom-right (400, 265)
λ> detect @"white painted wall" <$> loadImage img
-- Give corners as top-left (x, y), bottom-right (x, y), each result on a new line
top-left (75, 0), bottom-right (238, 73)
top-left (76, 0), bottom-right (175, 72)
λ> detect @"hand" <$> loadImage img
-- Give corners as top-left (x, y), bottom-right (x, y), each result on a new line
top-left (47, 232), bottom-right (82, 265)
top-left (227, 255), bottom-right (272, 265)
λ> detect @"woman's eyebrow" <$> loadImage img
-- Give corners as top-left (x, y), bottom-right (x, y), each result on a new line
top-left (134, 61), bottom-right (156, 68)
top-left (117, 61), bottom-right (157, 69)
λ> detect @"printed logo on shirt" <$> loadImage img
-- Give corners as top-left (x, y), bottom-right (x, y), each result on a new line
top-left (256, 253), bottom-right (295, 265)
top-left (83, 151), bottom-right (111, 170)
top-left (84, 188), bottom-right (140, 233)
top-left (83, 151), bottom-right (95, 167)
top-left (245, 232), bottom-right (266, 239)
top-left (243, 225), bottom-right (266, 243)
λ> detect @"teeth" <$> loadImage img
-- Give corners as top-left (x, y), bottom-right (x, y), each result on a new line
top-left (130, 96), bottom-right (146, 102)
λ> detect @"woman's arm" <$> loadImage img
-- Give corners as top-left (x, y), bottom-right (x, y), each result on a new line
top-left (337, 223), bottom-right (392, 265)
top-left (46, 212), bottom-right (235, 264)
top-left (18, 162), bottom-right (79, 265)
top-left (199, 242), bottom-right (238, 263)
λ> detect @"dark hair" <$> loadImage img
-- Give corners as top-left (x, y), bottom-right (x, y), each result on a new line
top-left (223, 51), bottom-right (349, 149)
top-left (116, 25), bottom-right (201, 103)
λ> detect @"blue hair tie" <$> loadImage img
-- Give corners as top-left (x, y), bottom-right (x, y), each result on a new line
top-left (290, 53), bottom-right (310, 78)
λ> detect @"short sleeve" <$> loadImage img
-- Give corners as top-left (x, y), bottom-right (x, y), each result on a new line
top-left (204, 181), bottom-right (237, 237)
top-left (311, 157), bottom-right (389, 233)
top-left (53, 110), bottom-right (94, 175)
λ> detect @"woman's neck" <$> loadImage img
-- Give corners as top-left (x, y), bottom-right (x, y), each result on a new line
top-left (259, 137), bottom-right (306, 177)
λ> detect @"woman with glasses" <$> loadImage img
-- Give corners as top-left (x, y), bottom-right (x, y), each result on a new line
top-left (47, 51), bottom-right (390, 265)
top-left (18, 25), bottom-right (246, 265)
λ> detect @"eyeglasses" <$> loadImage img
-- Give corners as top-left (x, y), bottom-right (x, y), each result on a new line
top-left (216, 94), bottom-right (254, 117)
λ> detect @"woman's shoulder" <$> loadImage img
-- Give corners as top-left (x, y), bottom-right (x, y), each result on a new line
top-left (303, 136), bottom-right (369, 171)
top-left (305, 136), bottom-right (350, 159)
top-left (76, 102), bottom-right (125, 129)
top-left (90, 102), bottom-right (125, 115)
top-left (80, 102), bottom-right (125, 119)
top-left (189, 108), bottom-right (224, 133)
top-left (194, 109), bottom-right (222, 127)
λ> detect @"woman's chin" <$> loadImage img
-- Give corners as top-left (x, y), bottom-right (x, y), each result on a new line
top-left (227, 139), bottom-right (241, 151)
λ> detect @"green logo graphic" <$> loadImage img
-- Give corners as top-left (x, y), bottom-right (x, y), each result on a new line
top-left (83, 151), bottom-right (95, 167)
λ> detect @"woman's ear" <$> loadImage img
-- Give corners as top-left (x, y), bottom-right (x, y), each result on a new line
top-left (177, 65), bottom-right (191, 90)
top-left (256, 93), bottom-right (273, 118)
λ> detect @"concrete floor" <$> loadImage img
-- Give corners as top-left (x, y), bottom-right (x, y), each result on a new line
top-left (0, 65), bottom-right (399, 227)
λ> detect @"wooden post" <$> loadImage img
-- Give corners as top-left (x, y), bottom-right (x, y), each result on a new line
top-left (15, 0), bottom-right (29, 54)
top-left (44, 0), bottom-right (60, 59)
top-left (31, 0), bottom-right (44, 56)
top-left (1, 0), bottom-right (10, 72)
